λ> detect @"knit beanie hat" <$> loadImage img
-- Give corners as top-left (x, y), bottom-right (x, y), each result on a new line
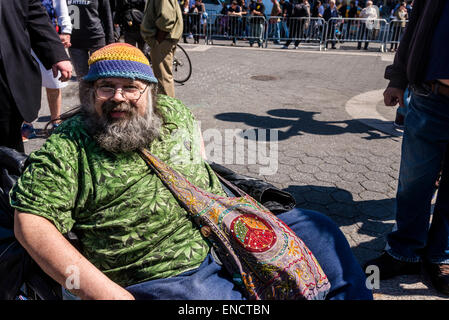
top-left (83, 43), bottom-right (158, 84)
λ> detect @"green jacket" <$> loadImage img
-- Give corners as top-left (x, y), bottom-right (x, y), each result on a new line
top-left (140, 0), bottom-right (183, 43)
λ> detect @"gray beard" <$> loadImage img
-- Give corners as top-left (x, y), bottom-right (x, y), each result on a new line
top-left (81, 100), bottom-right (163, 153)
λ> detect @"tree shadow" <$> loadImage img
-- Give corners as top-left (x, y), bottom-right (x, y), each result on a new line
top-left (215, 108), bottom-right (399, 141)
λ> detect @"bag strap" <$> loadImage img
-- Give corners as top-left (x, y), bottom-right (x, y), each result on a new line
top-left (138, 148), bottom-right (230, 216)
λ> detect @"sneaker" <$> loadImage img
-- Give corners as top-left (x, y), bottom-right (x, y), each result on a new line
top-left (423, 262), bottom-right (449, 295)
top-left (281, 45), bottom-right (288, 49)
top-left (394, 112), bottom-right (405, 129)
top-left (294, 46), bottom-right (299, 50)
top-left (21, 123), bottom-right (37, 140)
top-left (363, 252), bottom-right (421, 280)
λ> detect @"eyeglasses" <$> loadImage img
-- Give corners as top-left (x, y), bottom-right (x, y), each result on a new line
top-left (95, 84), bottom-right (149, 100)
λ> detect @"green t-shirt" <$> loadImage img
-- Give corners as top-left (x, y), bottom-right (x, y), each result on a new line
top-left (10, 95), bottom-right (226, 287)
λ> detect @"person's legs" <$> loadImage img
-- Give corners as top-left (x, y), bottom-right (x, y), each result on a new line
top-left (124, 31), bottom-right (137, 47)
top-left (46, 88), bottom-right (62, 123)
top-left (426, 147), bottom-right (449, 264)
top-left (126, 254), bottom-right (245, 300)
top-left (277, 208), bottom-right (373, 300)
top-left (387, 91), bottom-right (449, 263)
top-left (149, 39), bottom-right (177, 97)
top-left (273, 21), bottom-right (281, 44)
top-left (126, 207), bottom-right (372, 300)
top-left (257, 22), bottom-right (264, 47)
top-left (0, 103), bottom-right (24, 153)
top-left (68, 48), bottom-right (90, 80)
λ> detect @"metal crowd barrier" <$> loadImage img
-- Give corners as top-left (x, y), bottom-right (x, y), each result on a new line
top-left (207, 14), bottom-right (267, 46)
top-left (188, 14), bottom-right (408, 52)
top-left (385, 19), bottom-right (408, 51)
top-left (324, 18), bottom-right (389, 51)
top-left (181, 12), bottom-right (208, 44)
top-left (264, 17), bottom-right (326, 48)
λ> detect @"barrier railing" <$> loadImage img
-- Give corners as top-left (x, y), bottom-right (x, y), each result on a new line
top-left (264, 16), bottom-right (326, 49)
top-left (385, 19), bottom-right (408, 51)
top-left (185, 14), bottom-right (409, 52)
top-left (207, 14), bottom-right (267, 47)
top-left (181, 12), bottom-right (208, 44)
top-left (324, 18), bottom-right (389, 51)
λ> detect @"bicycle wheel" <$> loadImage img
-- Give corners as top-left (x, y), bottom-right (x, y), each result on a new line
top-left (173, 44), bottom-right (192, 84)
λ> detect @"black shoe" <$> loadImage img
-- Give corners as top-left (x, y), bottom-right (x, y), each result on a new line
top-left (363, 252), bottom-right (421, 280)
top-left (423, 262), bottom-right (449, 295)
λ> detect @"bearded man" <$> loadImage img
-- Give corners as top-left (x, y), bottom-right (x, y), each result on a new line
top-left (11, 43), bottom-right (372, 300)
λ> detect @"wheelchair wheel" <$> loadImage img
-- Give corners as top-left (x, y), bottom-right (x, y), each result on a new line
top-left (173, 44), bottom-right (192, 84)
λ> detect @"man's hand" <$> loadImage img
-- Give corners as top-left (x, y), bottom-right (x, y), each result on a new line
top-left (60, 34), bottom-right (71, 48)
top-left (383, 87), bottom-right (405, 107)
top-left (52, 60), bottom-right (73, 82)
top-left (156, 30), bottom-right (168, 43)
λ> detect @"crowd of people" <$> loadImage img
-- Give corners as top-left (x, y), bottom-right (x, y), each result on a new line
top-left (180, 0), bottom-right (413, 50)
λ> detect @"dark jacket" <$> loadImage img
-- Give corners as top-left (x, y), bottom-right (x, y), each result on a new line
top-left (385, 0), bottom-right (447, 89)
top-left (323, 6), bottom-right (339, 21)
top-left (113, 0), bottom-right (146, 33)
top-left (0, 0), bottom-right (69, 122)
top-left (68, 0), bottom-right (115, 49)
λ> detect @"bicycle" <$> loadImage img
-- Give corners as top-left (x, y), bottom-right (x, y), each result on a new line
top-left (143, 43), bottom-right (192, 84)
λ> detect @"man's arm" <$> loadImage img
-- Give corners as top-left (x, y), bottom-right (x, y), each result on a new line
top-left (383, 0), bottom-right (423, 106)
top-left (26, 0), bottom-right (69, 69)
top-left (14, 211), bottom-right (134, 300)
top-left (54, 0), bottom-right (72, 48)
top-left (384, 0), bottom-right (422, 90)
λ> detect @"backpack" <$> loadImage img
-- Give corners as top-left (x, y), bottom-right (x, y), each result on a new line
top-left (292, 3), bottom-right (309, 18)
top-left (118, 0), bottom-right (146, 31)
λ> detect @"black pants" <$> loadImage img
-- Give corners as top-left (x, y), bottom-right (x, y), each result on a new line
top-left (0, 96), bottom-right (24, 153)
top-left (124, 31), bottom-right (146, 51)
top-left (285, 20), bottom-right (303, 47)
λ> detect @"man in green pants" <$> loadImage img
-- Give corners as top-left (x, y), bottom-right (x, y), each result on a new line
top-left (141, 0), bottom-right (183, 98)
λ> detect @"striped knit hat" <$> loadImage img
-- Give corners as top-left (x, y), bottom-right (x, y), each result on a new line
top-left (83, 43), bottom-right (158, 84)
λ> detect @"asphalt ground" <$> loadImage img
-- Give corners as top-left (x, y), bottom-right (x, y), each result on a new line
top-left (25, 43), bottom-right (448, 300)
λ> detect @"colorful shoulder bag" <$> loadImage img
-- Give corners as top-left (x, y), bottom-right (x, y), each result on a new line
top-left (139, 148), bottom-right (331, 300)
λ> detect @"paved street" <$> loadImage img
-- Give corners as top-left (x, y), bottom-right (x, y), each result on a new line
top-left (26, 44), bottom-right (448, 300)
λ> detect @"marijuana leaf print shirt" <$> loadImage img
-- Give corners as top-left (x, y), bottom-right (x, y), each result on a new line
top-left (10, 95), bottom-right (226, 287)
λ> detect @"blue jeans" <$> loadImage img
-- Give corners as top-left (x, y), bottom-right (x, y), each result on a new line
top-left (269, 21), bottom-right (281, 43)
top-left (281, 20), bottom-right (289, 39)
top-left (396, 87), bottom-right (412, 118)
top-left (126, 208), bottom-right (373, 300)
top-left (387, 89), bottom-right (449, 264)
top-left (249, 23), bottom-right (264, 46)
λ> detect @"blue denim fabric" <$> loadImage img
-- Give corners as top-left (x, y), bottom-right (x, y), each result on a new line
top-left (269, 21), bottom-right (281, 43)
top-left (126, 208), bottom-right (373, 300)
top-left (249, 23), bottom-right (264, 46)
top-left (281, 20), bottom-right (289, 38)
top-left (396, 87), bottom-right (411, 117)
top-left (387, 90), bottom-right (449, 263)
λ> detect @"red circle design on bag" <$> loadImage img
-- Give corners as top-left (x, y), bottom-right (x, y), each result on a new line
top-left (230, 214), bottom-right (277, 252)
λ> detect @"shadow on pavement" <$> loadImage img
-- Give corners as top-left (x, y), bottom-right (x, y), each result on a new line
top-left (284, 184), bottom-right (448, 299)
top-left (215, 107), bottom-right (398, 141)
